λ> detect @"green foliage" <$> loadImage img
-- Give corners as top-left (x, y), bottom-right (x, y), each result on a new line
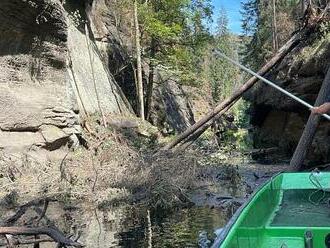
top-left (138, 0), bottom-right (188, 41)
top-left (136, 0), bottom-right (213, 85)
top-left (320, 21), bottom-right (330, 38)
top-left (214, 99), bottom-right (252, 152)
top-left (241, 0), bottom-right (300, 69)
top-left (205, 8), bottom-right (240, 102)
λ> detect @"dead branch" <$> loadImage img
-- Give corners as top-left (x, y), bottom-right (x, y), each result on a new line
top-left (0, 227), bottom-right (83, 247)
top-left (1, 197), bottom-right (57, 226)
top-left (36, 199), bottom-right (49, 223)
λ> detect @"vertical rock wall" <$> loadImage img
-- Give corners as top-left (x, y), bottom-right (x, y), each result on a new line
top-left (0, 0), bottom-right (131, 154)
top-left (246, 35), bottom-right (330, 165)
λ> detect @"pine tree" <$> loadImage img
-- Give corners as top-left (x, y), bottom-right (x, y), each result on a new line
top-left (208, 7), bottom-right (239, 103)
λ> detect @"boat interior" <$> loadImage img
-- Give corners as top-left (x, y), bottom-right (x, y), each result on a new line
top-left (221, 173), bottom-right (330, 248)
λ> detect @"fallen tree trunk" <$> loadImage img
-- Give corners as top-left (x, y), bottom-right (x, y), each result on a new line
top-left (162, 29), bottom-right (307, 151)
top-left (175, 99), bottom-right (237, 151)
top-left (290, 67), bottom-right (330, 171)
top-left (0, 237), bottom-right (53, 246)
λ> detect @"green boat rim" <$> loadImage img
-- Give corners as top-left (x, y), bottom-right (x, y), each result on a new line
top-left (211, 171), bottom-right (283, 248)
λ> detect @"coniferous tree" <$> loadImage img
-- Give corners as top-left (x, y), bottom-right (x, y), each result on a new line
top-left (208, 7), bottom-right (239, 103)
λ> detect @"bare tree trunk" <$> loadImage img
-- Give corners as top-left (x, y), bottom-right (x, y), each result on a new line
top-left (302, 0), bottom-right (307, 16)
top-left (175, 99), bottom-right (238, 151)
top-left (290, 67), bottom-right (330, 171)
top-left (147, 210), bottom-right (152, 248)
top-left (145, 38), bottom-right (156, 120)
top-left (134, 0), bottom-right (145, 120)
top-left (272, 0), bottom-right (278, 51)
top-left (162, 29), bottom-right (306, 151)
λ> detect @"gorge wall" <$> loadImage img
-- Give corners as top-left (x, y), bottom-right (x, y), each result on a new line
top-left (0, 0), bottom-right (131, 156)
top-left (0, 0), bottom-right (195, 158)
top-left (246, 34), bottom-right (330, 166)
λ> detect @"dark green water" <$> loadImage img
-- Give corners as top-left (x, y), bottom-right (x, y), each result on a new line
top-left (118, 207), bottom-right (228, 248)
top-left (74, 206), bottom-right (228, 248)
top-left (0, 202), bottom-right (228, 248)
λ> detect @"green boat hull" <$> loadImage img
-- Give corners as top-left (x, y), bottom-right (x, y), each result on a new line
top-left (212, 172), bottom-right (330, 248)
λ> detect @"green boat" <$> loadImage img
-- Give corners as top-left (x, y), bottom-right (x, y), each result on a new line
top-left (212, 172), bottom-right (330, 248)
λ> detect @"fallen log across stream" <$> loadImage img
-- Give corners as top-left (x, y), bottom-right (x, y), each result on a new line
top-left (162, 28), bottom-right (307, 151)
top-left (162, 8), bottom-right (329, 151)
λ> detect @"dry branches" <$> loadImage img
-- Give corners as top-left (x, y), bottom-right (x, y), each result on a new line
top-left (0, 227), bottom-right (83, 247)
top-left (0, 197), bottom-right (84, 247)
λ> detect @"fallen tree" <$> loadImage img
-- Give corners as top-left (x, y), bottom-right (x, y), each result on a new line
top-left (162, 27), bottom-right (308, 151)
top-left (0, 227), bottom-right (83, 247)
top-left (162, 4), bottom-right (330, 152)
top-left (174, 99), bottom-right (238, 151)
top-left (0, 196), bottom-right (83, 247)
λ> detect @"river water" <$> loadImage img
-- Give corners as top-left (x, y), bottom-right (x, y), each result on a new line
top-left (1, 202), bottom-right (228, 248)
top-left (61, 205), bottom-right (229, 248)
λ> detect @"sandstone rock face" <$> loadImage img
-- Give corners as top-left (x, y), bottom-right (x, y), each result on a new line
top-left (84, 0), bottom-right (196, 133)
top-left (0, 0), bottom-right (131, 154)
top-left (246, 35), bottom-right (330, 165)
top-left (149, 77), bottom-right (195, 133)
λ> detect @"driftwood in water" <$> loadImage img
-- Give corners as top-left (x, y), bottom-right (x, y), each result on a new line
top-left (162, 28), bottom-right (308, 151)
top-left (0, 196), bottom-right (83, 247)
top-left (290, 67), bottom-right (330, 171)
top-left (0, 227), bottom-right (83, 247)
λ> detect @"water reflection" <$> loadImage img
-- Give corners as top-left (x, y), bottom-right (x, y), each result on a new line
top-left (78, 206), bottom-right (228, 248)
top-left (0, 203), bottom-right (228, 248)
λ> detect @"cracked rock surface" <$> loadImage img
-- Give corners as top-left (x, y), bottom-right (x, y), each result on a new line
top-left (0, 0), bottom-right (131, 155)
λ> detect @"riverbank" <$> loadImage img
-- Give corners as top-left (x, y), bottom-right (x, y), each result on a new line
top-left (0, 116), bottom-right (289, 247)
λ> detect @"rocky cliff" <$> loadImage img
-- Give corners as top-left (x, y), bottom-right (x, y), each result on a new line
top-left (83, 0), bottom-right (195, 133)
top-left (0, 0), bottom-right (195, 159)
top-left (246, 34), bottom-right (330, 165)
top-left (0, 0), bottom-right (132, 157)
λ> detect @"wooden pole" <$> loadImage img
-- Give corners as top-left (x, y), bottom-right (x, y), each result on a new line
top-left (162, 30), bottom-right (306, 150)
top-left (175, 99), bottom-right (238, 151)
top-left (290, 67), bottom-right (330, 171)
top-left (272, 0), bottom-right (278, 51)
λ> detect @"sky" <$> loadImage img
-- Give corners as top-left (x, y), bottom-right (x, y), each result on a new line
top-left (211, 0), bottom-right (247, 34)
